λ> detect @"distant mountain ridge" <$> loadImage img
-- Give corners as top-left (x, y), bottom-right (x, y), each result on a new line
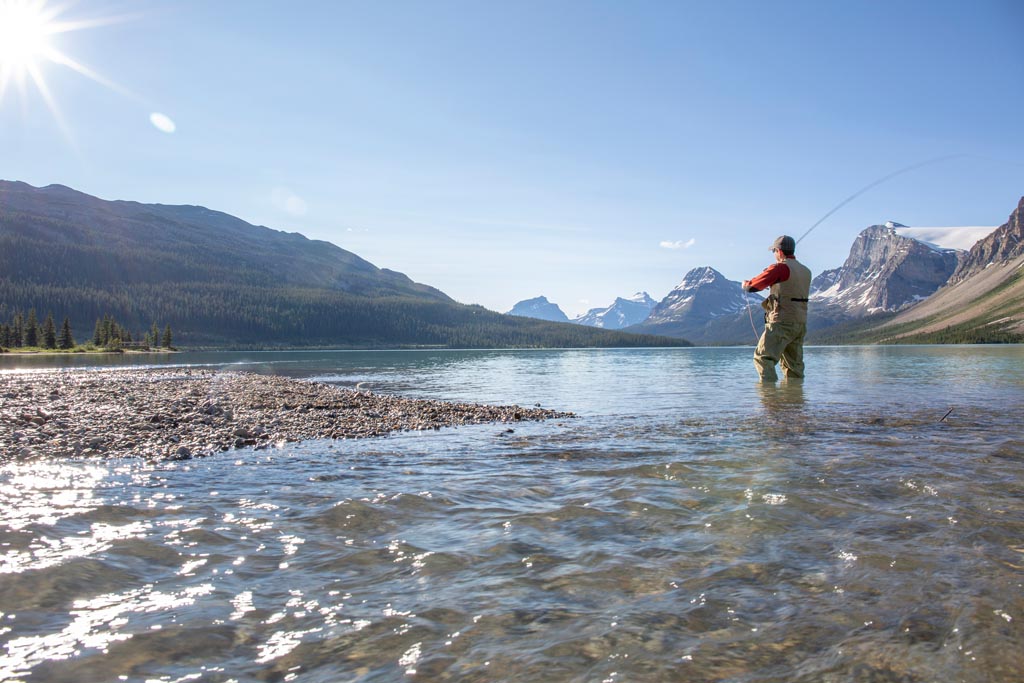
top-left (505, 296), bottom-right (570, 322)
top-left (627, 267), bottom-right (756, 344)
top-left (0, 181), bottom-right (448, 299)
top-left (0, 181), bottom-right (689, 349)
top-left (573, 292), bottom-right (656, 329)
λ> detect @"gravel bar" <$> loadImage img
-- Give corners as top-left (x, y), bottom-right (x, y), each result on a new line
top-left (0, 368), bottom-right (574, 461)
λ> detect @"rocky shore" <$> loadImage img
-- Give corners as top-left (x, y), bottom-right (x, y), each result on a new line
top-left (1, 368), bottom-right (573, 461)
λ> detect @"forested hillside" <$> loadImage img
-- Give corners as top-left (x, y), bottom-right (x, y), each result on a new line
top-left (0, 181), bottom-right (688, 348)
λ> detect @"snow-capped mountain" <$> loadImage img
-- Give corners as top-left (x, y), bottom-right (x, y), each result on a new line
top-left (876, 197), bottom-right (1024, 341)
top-left (628, 267), bottom-right (756, 344)
top-left (573, 292), bottom-right (656, 329)
top-left (810, 222), bottom-right (962, 321)
top-left (504, 296), bottom-right (570, 322)
top-left (891, 224), bottom-right (996, 252)
top-left (646, 267), bottom-right (749, 323)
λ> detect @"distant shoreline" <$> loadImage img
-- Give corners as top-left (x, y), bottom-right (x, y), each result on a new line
top-left (0, 348), bottom-right (179, 356)
top-left (1, 368), bottom-right (572, 461)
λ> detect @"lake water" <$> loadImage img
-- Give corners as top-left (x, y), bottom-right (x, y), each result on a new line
top-left (2, 346), bottom-right (1023, 682)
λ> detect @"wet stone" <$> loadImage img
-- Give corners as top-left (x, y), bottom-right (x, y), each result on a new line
top-left (0, 368), bottom-right (573, 462)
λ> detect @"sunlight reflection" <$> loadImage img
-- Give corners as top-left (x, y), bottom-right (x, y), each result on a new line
top-left (256, 627), bottom-right (323, 665)
top-left (0, 521), bottom-right (150, 573)
top-left (0, 583), bottom-right (214, 680)
top-left (230, 591), bottom-right (255, 621)
top-left (0, 462), bottom-right (108, 529)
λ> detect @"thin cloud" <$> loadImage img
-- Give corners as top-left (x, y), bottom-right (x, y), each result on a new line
top-left (659, 238), bottom-right (696, 250)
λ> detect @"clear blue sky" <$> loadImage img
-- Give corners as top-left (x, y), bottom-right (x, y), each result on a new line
top-left (2, 0), bottom-right (1022, 317)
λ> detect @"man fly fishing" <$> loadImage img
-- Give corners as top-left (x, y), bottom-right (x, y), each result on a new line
top-left (734, 156), bottom-right (961, 380)
top-left (741, 235), bottom-right (812, 382)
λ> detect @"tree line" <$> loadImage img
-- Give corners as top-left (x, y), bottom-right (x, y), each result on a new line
top-left (0, 309), bottom-right (174, 351)
top-left (0, 278), bottom-right (687, 349)
top-left (1, 202), bottom-right (688, 349)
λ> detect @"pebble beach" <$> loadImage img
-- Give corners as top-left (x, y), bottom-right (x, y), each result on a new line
top-left (0, 368), bottom-right (573, 461)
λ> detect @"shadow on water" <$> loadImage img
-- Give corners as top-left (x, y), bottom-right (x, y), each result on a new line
top-left (757, 378), bottom-right (806, 413)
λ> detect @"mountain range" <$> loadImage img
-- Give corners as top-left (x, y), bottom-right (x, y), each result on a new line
top-left (506, 292), bottom-right (657, 331)
top-left (5, 179), bottom-right (1020, 348)
top-left (507, 196), bottom-right (1022, 345)
top-left (573, 293), bottom-right (656, 329)
top-left (0, 181), bottom-right (687, 349)
top-left (625, 269), bottom-right (756, 344)
top-left (859, 196), bottom-right (1024, 343)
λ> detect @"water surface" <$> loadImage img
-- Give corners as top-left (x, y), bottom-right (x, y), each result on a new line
top-left (2, 346), bottom-right (1022, 682)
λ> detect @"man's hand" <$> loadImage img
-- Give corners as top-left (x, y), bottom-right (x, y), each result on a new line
top-left (741, 280), bottom-right (751, 292)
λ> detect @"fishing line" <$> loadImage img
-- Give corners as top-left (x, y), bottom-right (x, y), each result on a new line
top-left (795, 154), bottom-right (966, 245)
top-left (745, 153), bottom-right (966, 341)
top-left (746, 294), bottom-right (760, 340)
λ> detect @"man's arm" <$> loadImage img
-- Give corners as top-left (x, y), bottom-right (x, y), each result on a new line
top-left (742, 263), bottom-right (790, 292)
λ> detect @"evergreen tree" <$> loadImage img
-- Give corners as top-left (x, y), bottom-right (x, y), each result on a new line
top-left (162, 324), bottom-right (173, 349)
top-left (58, 317), bottom-right (75, 349)
top-left (150, 321), bottom-right (160, 348)
top-left (24, 309), bottom-right (39, 347)
top-left (93, 318), bottom-right (104, 346)
top-left (12, 313), bottom-right (24, 348)
top-left (42, 314), bottom-right (57, 349)
top-left (102, 315), bottom-right (115, 346)
top-left (0, 323), bottom-right (10, 348)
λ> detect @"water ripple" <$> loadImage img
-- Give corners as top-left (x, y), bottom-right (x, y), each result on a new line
top-left (1, 347), bottom-right (1023, 681)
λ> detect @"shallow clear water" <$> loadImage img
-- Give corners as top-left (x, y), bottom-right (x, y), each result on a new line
top-left (2, 346), bottom-right (1023, 682)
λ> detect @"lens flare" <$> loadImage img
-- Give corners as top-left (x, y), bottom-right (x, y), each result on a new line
top-left (150, 112), bottom-right (177, 134)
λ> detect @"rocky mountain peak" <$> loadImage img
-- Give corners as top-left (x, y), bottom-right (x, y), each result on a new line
top-left (675, 266), bottom-right (727, 291)
top-left (645, 266), bottom-right (747, 325)
top-left (625, 266), bottom-right (752, 344)
top-left (624, 292), bottom-right (656, 306)
top-left (949, 196), bottom-right (1024, 284)
top-left (573, 292), bottom-right (657, 329)
top-left (505, 296), bottom-right (570, 323)
top-left (812, 222), bottom-right (959, 315)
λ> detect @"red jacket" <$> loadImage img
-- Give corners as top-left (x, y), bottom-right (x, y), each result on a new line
top-left (744, 262), bottom-right (790, 292)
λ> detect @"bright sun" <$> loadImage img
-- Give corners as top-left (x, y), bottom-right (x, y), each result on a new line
top-left (0, 0), bottom-right (134, 137)
top-left (0, 0), bottom-right (58, 77)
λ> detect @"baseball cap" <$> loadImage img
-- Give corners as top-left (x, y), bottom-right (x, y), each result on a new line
top-left (771, 235), bottom-right (796, 252)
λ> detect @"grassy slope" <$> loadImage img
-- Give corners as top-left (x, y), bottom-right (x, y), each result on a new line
top-left (809, 265), bottom-right (1024, 345)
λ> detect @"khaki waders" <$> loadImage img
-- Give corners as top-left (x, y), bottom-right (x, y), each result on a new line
top-left (754, 321), bottom-right (806, 381)
top-left (755, 257), bottom-right (811, 381)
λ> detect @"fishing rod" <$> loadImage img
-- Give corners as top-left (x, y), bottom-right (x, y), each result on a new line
top-left (795, 154), bottom-right (966, 245)
top-left (745, 154), bottom-right (966, 340)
